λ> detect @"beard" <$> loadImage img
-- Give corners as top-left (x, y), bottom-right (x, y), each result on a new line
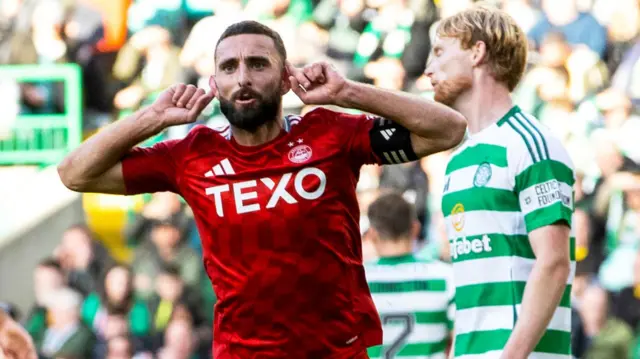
top-left (218, 85), bottom-right (282, 133)
top-left (433, 75), bottom-right (473, 107)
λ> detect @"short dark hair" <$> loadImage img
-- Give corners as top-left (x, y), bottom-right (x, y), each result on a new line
top-left (152, 219), bottom-right (179, 231)
top-left (367, 192), bottom-right (415, 240)
top-left (160, 262), bottom-right (181, 278)
top-left (38, 257), bottom-right (63, 273)
top-left (215, 20), bottom-right (287, 63)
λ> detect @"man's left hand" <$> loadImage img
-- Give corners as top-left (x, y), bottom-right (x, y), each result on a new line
top-left (286, 61), bottom-right (348, 106)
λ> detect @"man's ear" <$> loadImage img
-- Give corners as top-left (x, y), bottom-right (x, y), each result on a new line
top-left (364, 226), bottom-right (378, 243)
top-left (209, 76), bottom-right (219, 99)
top-left (471, 40), bottom-right (488, 67)
top-left (281, 63), bottom-right (292, 95)
top-left (411, 220), bottom-right (421, 240)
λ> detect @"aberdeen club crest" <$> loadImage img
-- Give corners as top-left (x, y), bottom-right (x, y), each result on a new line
top-left (288, 138), bottom-right (312, 164)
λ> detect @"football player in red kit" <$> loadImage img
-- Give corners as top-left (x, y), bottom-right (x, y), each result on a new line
top-left (57, 21), bottom-right (466, 358)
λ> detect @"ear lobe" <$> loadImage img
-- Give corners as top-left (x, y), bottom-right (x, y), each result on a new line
top-left (472, 41), bottom-right (488, 67)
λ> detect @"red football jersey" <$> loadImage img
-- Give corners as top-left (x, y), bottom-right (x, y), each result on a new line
top-left (121, 108), bottom-right (383, 358)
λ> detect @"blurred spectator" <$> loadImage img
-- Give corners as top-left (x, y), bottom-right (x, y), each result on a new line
top-left (528, 0), bottom-right (607, 58)
top-left (400, 0), bottom-right (438, 81)
top-left (580, 283), bottom-right (634, 359)
top-left (40, 288), bottom-right (95, 359)
top-left (124, 192), bottom-right (192, 247)
top-left (591, 88), bottom-right (640, 163)
top-left (105, 334), bottom-right (134, 359)
top-left (112, 25), bottom-right (183, 112)
top-left (147, 263), bottom-right (210, 357)
top-left (148, 264), bottom-right (204, 333)
top-left (93, 312), bottom-right (128, 359)
top-left (94, 311), bottom-right (150, 359)
top-left (55, 225), bottom-right (115, 297)
top-left (312, 0), bottom-right (371, 78)
top-left (62, 2), bottom-right (112, 118)
top-left (132, 221), bottom-right (201, 300)
top-left (156, 319), bottom-right (195, 359)
top-left (23, 258), bottom-right (66, 350)
top-left (0, 0), bottom-right (40, 65)
top-left (610, 250), bottom-right (640, 335)
top-left (593, 152), bottom-right (640, 248)
top-left (353, 0), bottom-right (415, 74)
top-left (363, 56), bottom-right (406, 90)
top-left (17, 0), bottom-right (69, 114)
top-left (502, 0), bottom-right (541, 34)
top-left (127, 0), bottom-right (183, 35)
top-left (516, 31), bottom-right (608, 113)
top-left (610, 41), bottom-right (640, 103)
top-left (592, 0), bottom-right (640, 75)
top-left (81, 264), bottom-right (151, 339)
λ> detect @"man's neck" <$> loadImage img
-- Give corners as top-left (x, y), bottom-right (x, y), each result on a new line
top-left (232, 115), bottom-right (285, 147)
top-left (375, 238), bottom-right (414, 258)
top-left (453, 79), bottom-right (514, 134)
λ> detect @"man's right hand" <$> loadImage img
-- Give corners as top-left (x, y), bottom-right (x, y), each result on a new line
top-left (58, 83), bottom-right (215, 195)
top-left (150, 84), bottom-right (216, 128)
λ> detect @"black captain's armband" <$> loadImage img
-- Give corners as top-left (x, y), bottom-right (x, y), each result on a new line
top-left (369, 117), bottom-right (418, 164)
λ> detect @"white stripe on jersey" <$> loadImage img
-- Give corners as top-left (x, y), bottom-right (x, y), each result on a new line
top-left (453, 257), bottom-right (575, 288)
top-left (382, 323), bottom-right (449, 345)
top-left (454, 305), bottom-right (572, 336)
top-left (372, 291), bottom-right (450, 313)
top-left (365, 262), bottom-right (452, 282)
top-left (456, 352), bottom-right (570, 359)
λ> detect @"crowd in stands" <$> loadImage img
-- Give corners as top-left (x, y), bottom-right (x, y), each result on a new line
top-left (4, 0), bottom-right (640, 358)
top-left (6, 215), bottom-right (212, 359)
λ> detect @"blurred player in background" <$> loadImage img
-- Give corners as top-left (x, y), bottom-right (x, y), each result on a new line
top-left (364, 192), bottom-right (454, 359)
top-left (424, 5), bottom-right (575, 359)
top-left (57, 20), bottom-right (466, 359)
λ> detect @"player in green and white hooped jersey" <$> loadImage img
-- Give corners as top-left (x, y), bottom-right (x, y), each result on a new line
top-left (364, 192), bottom-right (455, 359)
top-left (424, 5), bottom-right (575, 359)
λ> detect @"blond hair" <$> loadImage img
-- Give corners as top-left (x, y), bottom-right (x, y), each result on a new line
top-left (437, 4), bottom-right (528, 91)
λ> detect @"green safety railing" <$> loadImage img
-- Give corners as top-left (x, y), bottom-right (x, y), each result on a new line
top-left (0, 64), bottom-right (82, 166)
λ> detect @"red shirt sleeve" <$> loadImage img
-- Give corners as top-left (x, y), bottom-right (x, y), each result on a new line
top-left (121, 140), bottom-right (182, 195)
top-left (332, 111), bottom-right (383, 166)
